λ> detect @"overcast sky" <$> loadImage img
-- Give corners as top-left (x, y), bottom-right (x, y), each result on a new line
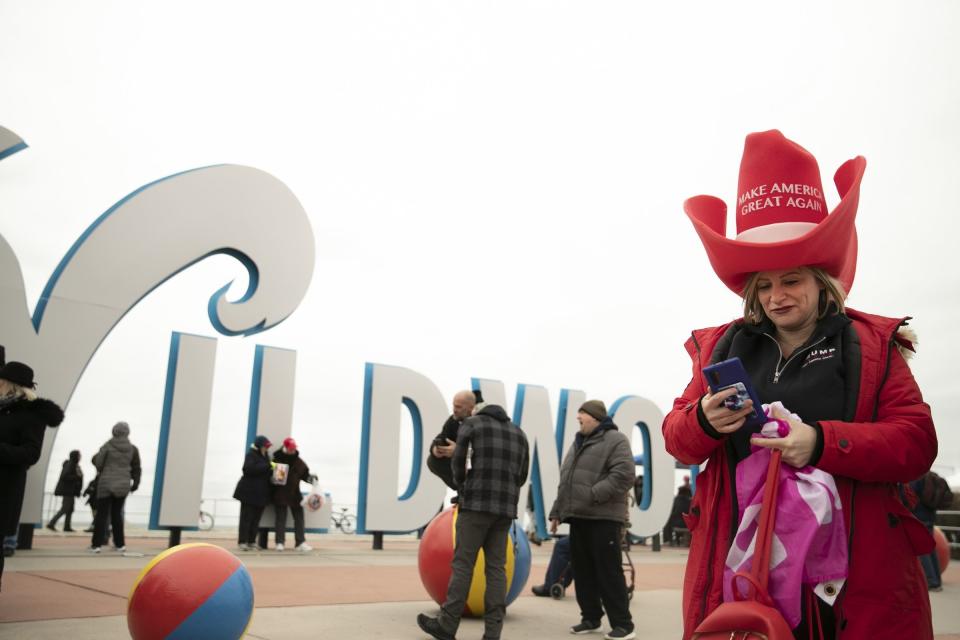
top-left (2, 1), bottom-right (959, 519)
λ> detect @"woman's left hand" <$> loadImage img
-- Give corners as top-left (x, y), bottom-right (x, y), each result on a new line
top-left (749, 406), bottom-right (818, 468)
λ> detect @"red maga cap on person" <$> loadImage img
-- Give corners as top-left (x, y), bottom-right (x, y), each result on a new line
top-left (683, 130), bottom-right (866, 295)
top-left (283, 437), bottom-right (297, 451)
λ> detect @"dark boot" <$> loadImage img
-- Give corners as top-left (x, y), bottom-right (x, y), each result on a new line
top-left (416, 614), bottom-right (455, 640)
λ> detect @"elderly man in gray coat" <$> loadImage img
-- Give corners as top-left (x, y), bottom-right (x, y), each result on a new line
top-left (417, 403), bottom-right (529, 640)
top-left (549, 400), bottom-right (636, 640)
top-left (90, 421), bottom-right (141, 553)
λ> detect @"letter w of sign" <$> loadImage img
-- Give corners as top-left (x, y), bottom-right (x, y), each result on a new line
top-left (0, 126), bottom-right (316, 524)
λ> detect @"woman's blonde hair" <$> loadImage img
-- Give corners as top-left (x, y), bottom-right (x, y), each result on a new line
top-left (0, 379), bottom-right (37, 402)
top-left (742, 266), bottom-right (847, 324)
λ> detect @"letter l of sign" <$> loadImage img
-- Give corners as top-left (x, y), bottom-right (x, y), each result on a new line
top-left (150, 332), bottom-right (218, 530)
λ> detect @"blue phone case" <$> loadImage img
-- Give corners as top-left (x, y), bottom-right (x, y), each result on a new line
top-left (701, 357), bottom-right (766, 427)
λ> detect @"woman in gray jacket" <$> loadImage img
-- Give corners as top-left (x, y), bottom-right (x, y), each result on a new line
top-left (90, 421), bottom-right (141, 553)
top-left (549, 400), bottom-right (636, 640)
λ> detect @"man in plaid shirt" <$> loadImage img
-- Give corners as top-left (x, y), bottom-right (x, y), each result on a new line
top-left (417, 403), bottom-right (530, 640)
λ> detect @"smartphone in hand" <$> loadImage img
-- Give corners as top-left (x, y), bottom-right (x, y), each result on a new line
top-left (702, 357), bottom-right (766, 428)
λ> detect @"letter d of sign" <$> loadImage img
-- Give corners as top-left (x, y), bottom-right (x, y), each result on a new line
top-left (358, 363), bottom-right (448, 533)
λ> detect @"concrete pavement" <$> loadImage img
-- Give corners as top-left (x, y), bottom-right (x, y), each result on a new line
top-left (0, 528), bottom-right (957, 639)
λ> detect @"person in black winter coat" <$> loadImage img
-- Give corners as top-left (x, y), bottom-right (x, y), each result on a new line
top-left (234, 435), bottom-right (273, 550)
top-left (0, 362), bottom-right (65, 591)
top-left (271, 437), bottom-right (315, 552)
top-left (47, 450), bottom-right (83, 532)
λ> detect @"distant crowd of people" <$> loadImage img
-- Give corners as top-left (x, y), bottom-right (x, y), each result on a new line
top-left (38, 428), bottom-right (324, 557)
top-left (419, 391), bottom-right (638, 640)
top-left (0, 351), bottom-right (329, 599)
top-left (42, 421), bottom-right (142, 555)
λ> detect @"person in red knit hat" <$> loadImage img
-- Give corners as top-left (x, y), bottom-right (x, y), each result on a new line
top-left (270, 436), bottom-right (317, 552)
top-left (664, 130), bottom-right (937, 640)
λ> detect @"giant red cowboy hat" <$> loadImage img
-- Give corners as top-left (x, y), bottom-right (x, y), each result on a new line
top-left (684, 130), bottom-right (866, 295)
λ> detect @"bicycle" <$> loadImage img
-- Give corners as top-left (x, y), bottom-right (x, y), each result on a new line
top-left (330, 507), bottom-right (356, 534)
top-left (198, 508), bottom-right (215, 531)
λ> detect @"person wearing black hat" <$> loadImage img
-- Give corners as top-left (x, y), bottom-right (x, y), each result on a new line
top-left (90, 421), bottom-right (142, 553)
top-left (47, 450), bottom-right (83, 532)
top-left (233, 435), bottom-right (273, 551)
top-left (0, 361), bottom-right (65, 590)
top-left (427, 390), bottom-right (482, 495)
top-left (549, 400), bottom-right (636, 640)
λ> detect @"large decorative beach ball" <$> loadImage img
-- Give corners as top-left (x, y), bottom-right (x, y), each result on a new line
top-left (128, 543), bottom-right (254, 640)
top-left (934, 526), bottom-right (950, 574)
top-left (418, 506), bottom-right (532, 616)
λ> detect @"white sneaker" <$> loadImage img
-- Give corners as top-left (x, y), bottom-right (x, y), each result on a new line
top-left (296, 542), bottom-right (313, 552)
top-left (114, 546), bottom-right (126, 553)
top-left (275, 543), bottom-right (284, 552)
top-left (90, 546), bottom-right (101, 554)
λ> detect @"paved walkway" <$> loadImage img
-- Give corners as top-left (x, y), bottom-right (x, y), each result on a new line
top-left (1, 529), bottom-right (957, 639)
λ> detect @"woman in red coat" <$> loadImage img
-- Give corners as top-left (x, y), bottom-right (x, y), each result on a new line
top-left (663, 130), bottom-right (937, 640)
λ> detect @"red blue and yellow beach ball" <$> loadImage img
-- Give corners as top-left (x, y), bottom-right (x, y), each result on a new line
top-left (128, 543), bottom-right (254, 640)
top-left (934, 526), bottom-right (951, 574)
top-left (418, 506), bottom-right (532, 616)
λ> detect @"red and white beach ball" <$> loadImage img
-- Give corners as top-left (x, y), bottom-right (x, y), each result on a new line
top-left (127, 543), bottom-right (254, 639)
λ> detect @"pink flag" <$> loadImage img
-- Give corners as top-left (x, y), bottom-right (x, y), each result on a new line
top-left (723, 403), bottom-right (848, 628)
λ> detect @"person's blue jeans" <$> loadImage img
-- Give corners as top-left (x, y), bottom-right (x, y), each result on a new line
top-left (544, 535), bottom-right (574, 587)
top-left (919, 521), bottom-right (942, 589)
top-left (1, 533), bottom-right (17, 591)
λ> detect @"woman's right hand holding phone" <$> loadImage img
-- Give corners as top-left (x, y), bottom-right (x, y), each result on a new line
top-left (701, 387), bottom-right (755, 434)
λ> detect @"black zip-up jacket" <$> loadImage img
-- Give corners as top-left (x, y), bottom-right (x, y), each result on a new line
top-left (707, 312), bottom-right (852, 463)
